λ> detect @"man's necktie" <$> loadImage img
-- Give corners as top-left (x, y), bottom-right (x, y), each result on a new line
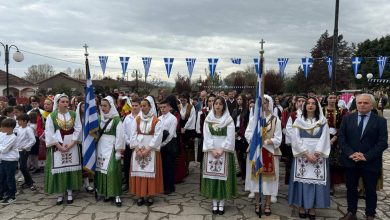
top-left (358, 114), bottom-right (366, 137)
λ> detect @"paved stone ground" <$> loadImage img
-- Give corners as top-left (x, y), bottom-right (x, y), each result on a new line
top-left (1, 112), bottom-right (390, 220)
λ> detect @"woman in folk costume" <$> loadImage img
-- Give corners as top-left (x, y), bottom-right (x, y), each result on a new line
top-left (95, 96), bottom-right (125, 207)
top-left (323, 93), bottom-right (347, 195)
top-left (129, 96), bottom-right (163, 206)
top-left (74, 101), bottom-right (95, 193)
top-left (244, 95), bottom-right (282, 216)
top-left (288, 97), bottom-right (331, 220)
top-left (44, 94), bottom-right (83, 205)
top-left (201, 96), bottom-right (237, 215)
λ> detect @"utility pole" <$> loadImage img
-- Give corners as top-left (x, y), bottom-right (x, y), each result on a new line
top-left (331, 0), bottom-right (340, 92)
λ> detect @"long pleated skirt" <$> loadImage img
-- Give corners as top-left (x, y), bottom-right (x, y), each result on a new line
top-left (129, 152), bottom-right (164, 197)
top-left (200, 152), bottom-right (237, 200)
top-left (288, 157), bottom-right (330, 209)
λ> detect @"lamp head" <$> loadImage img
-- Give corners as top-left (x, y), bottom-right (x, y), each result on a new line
top-left (356, 74), bottom-right (362, 79)
top-left (13, 51), bottom-right (24, 62)
top-left (366, 73), bottom-right (373, 79)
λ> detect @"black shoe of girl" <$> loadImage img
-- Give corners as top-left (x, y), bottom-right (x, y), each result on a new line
top-left (67, 195), bottom-right (73, 204)
top-left (145, 198), bottom-right (154, 206)
top-left (136, 198), bottom-right (144, 206)
top-left (115, 197), bottom-right (122, 207)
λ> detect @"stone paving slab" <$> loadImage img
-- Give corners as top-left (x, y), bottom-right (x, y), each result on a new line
top-left (1, 111), bottom-right (390, 220)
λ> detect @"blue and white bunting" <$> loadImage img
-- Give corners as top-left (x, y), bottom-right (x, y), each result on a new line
top-left (277, 58), bottom-right (289, 77)
top-left (163, 58), bottom-right (174, 78)
top-left (377, 56), bottom-right (388, 78)
top-left (98, 56), bottom-right (108, 75)
top-left (82, 60), bottom-right (99, 172)
top-left (186, 58), bottom-right (196, 78)
top-left (327, 57), bottom-right (333, 79)
top-left (351, 57), bottom-right (362, 77)
top-left (142, 57), bottom-right (152, 77)
top-left (254, 58), bottom-right (260, 75)
top-left (208, 58), bottom-right (219, 78)
top-left (231, 58), bottom-right (242, 65)
top-left (119, 57), bottom-right (130, 77)
top-left (301, 57), bottom-right (313, 79)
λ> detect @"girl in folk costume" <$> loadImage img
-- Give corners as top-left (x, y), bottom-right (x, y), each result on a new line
top-left (75, 101), bottom-right (94, 193)
top-left (129, 96), bottom-right (163, 206)
top-left (95, 96), bottom-right (125, 206)
top-left (179, 93), bottom-right (196, 175)
top-left (323, 93), bottom-right (347, 195)
top-left (201, 96), bottom-right (237, 215)
top-left (35, 95), bottom-right (54, 172)
top-left (44, 94), bottom-right (83, 205)
top-left (245, 95), bottom-right (282, 215)
top-left (288, 97), bottom-right (331, 220)
top-left (196, 94), bottom-right (216, 164)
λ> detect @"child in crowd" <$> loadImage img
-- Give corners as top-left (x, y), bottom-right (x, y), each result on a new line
top-left (16, 114), bottom-right (36, 190)
top-left (0, 118), bottom-right (19, 205)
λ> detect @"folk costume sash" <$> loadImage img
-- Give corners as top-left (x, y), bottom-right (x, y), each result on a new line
top-left (50, 110), bottom-right (82, 174)
top-left (261, 115), bottom-right (277, 180)
top-left (202, 123), bottom-right (229, 181)
top-left (131, 115), bottom-right (159, 178)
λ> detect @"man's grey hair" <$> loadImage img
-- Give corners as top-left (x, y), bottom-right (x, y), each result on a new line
top-left (356, 93), bottom-right (376, 105)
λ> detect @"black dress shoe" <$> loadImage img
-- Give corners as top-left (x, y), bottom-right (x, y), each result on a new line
top-left (136, 198), bottom-right (144, 206)
top-left (212, 209), bottom-right (218, 215)
top-left (218, 209), bottom-right (225, 215)
top-left (299, 212), bottom-right (307, 219)
top-left (308, 213), bottom-right (316, 220)
top-left (56, 199), bottom-right (63, 205)
top-left (145, 198), bottom-right (154, 206)
top-left (339, 212), bottom-right (357, 220)
top-left (103, 197), bottom-right (111, 202)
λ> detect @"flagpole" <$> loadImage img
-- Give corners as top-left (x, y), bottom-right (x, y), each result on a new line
top-left (258, 38), bottom-right (265, 218)
top-left (331, 0), bottom-right (339, 92)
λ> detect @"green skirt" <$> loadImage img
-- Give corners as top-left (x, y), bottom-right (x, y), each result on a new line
top-left (95, 150), bottom-right (122, 197)
top-left (44, 148), bottom-right (82, 194)
top-left (200, 152), bottom-right (237, 200)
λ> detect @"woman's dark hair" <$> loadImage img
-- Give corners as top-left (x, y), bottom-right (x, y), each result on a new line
top-left (14, 105), bottom-right (26, 113)
top-left (28, 111), bottom-right (38, 124)
top-left (179, 92), bottom-right (190, 102)
top-left (164, 95), bottom-right (180, 113)
top-left (16, 113), bottom-right (30, 122)
top-left (213, 96), bottom-right (227, 114)
top-left (236, 94), bottom-right (248, 119)
top-left (323, 93), bottom-right (337, 107)
top-left (29, 95), bottom-right (39, 103)
top-left (302, 97), bottom-right (320, 121)
top-left (3, 106), bottom-right (14, 117)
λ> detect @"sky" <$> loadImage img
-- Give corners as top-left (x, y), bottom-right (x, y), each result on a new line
top-left (0, 0), bottom-right (389, 83)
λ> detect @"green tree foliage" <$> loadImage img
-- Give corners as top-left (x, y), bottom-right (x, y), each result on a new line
top-left (354, 35), bottom-right (390, 90)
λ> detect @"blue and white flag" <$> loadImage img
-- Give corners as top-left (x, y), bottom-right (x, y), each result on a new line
top-left (231, 58), bottom-right (242, 65)
top-left (277, 58), bottom-right (289, 77)
top-left (82, 60), bottom-right (99, 172)
top-left (98, 56), bottom-right (108, 75)
top-left (119, 57), bottom-right (130, 77)
top-left (327, 57), bottom-right (333, 79)
top-left (377, 56), bottom-right (388, 78)
top-left (301, 57), bottom-right (313, 79)
top-left (254, 58), bottom-right (260, 74)
top-left (186, 58), bottom-right (196, 78)
top-left (164, 58), bottom-right (174, 78)
top-left (351, 57), bottom-right (362, 77)
top-left (142, 57), bottom-right (152, 77)
top-left (208, 58), bottom-right (218, 79)
top-left (249, 57), bottom-right (263, 178)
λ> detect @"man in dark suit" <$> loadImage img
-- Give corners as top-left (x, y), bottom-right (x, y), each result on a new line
top-left (339, 94), bottom-right (388, 220)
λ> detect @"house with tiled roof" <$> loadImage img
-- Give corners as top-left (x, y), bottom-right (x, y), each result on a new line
top-left (0, 70), bottom-right (37, 97)
top-left (37, 72), bottom-right (86, 95)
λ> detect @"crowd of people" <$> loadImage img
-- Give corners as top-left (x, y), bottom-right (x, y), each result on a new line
top-left (0, 88), bottom-right (388, 220)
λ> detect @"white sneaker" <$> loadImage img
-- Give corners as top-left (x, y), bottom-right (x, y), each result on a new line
top-left (248, 192), bottom-right (255, 199)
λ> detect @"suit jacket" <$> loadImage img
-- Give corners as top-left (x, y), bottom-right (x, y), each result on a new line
top-left (339, 111), bottom-right (388, 172)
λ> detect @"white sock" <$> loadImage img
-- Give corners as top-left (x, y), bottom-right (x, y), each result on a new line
top-left (57, 196), bottom-right (63, 201)
top-left (219, 200), bottom-right (225, 211)
top-left (67, 190), bottom-right (72, 196)
top-left (212, 199), bottom-right (218, 209)
top-left (83, 178), bottom-right (90, 187)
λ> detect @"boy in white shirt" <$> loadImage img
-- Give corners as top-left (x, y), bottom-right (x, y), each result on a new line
top-left (15, 114), bottom-right (36, 190)
top-left (0, 118), bottom-right (18, 205)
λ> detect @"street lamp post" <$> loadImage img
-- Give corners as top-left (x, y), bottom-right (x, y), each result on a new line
top-left (331, 0), bottom-right (340, 92)
top-left (131, 69), bottom-right (142, 93)
top-left (356, 72), bottom-right (373, 91)
top-left (0, 43), bottom-right (24, 96)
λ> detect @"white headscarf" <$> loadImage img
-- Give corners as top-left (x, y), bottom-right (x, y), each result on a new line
top-left (264, 94), bottom-right (274, 113)
top-left (337, 99), bottom-right (348, 110)
top-left (293, 98), bottom-right (327, 130)
top-left (121, 96), bottom-right (132, 108)
top-left (205, 98), bottom-right (233, 129)
top-left (145, 96), bottom-right (157, 116)
top-left (53, 93), bottom-right (68, 111)
top-left (100, 96), bottom-right (119, 122)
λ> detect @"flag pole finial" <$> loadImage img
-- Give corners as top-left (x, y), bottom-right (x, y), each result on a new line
top-left (259, 39), bottom-right (265, 56)
top-left (83, 43), bottom-right (89, 59)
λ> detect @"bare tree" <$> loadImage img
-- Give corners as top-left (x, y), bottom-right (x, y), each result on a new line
top-left (24, 64), bottom-right (55, 83)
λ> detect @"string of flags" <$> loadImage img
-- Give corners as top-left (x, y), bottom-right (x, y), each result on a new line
top-left (97, 56), bottom-right (389, 79)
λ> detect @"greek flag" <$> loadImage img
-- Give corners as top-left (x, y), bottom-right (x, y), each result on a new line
top-left (164, 58), bottom-right (174, 78)
top-left (119, 57), bottom-right (130, 77)
top-left (351, 57), bottom-right (362, 77)
top-left (377, 56), bottom-right (388, 78)
top-left (249, 57), bottom-right (263, 177)
top-left (231, 58), bottom-right (241, 64)
top-left (208, 58), bottom-right (218, 79)
top-left (186, 58), bottom-right (196, 78)
top-left (98, 56), bottom-right (108, 75)
top-left (82, 60), bottom-right (99, 172)
top-left (277, 58), bottom-right (289, 77)
top-left (327, 57), bottom-right (333, 79)
top-left (301, 57), bottom-right (313, 79)
top-left (142, 57), bottom-right (152, 77)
